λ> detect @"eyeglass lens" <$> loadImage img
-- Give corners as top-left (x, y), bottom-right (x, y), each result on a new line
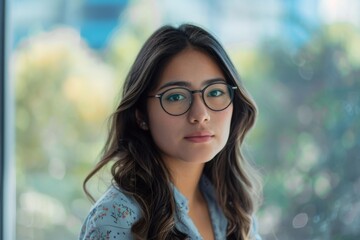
top-left (160, 83), bottom-right (234, 115)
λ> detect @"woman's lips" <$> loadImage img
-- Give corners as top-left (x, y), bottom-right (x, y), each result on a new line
top-left (184, 132), bottom-right (214, 143)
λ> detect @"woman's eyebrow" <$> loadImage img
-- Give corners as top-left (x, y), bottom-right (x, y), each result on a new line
top-left (203, 78), bottom-right (226, 85)
top-left (158, 81), bottom-right (190, 91)
top-left (158, 78), bottom-right (226, 91)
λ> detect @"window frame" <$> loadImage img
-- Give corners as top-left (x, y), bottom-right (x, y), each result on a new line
top-left (0, 0), bottom-right (6, 236)
top-left (1, 0), bottom-right (15, 239)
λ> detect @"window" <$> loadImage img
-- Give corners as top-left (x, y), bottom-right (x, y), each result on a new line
top-left (4, 0), bottom-right (360, 239)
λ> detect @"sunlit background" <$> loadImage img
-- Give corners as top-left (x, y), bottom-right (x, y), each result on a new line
top-left (4, 0), bottom-right (360, 239)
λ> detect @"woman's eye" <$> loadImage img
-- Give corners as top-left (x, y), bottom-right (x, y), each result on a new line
top-left (208, 89), bottom-right (224, 97)
top-left (166, 94), bottom-right (186, 102)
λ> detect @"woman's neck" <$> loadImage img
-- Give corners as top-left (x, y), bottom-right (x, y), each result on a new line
top-left (164, 158), bottom-right (205, 205)
top-left (164, 158), bottom-right (215, 240)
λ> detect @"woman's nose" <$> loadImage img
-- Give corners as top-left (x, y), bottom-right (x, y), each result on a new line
top-left (187, 94), bottom-right (210, 123)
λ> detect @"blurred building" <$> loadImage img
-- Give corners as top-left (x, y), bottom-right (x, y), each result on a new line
top-left (10, 0), bottom-right (360, 50)
top-left (159, 0), bottom-right (321, 49)
top-left (11, 0), bottom-right (128, 49)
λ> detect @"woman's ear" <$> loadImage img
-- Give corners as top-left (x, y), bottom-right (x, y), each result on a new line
top-left (136, 109), bottom-right (149, 130)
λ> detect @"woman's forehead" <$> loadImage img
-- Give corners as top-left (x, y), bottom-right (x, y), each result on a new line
top-left (154, 49), bottom-right (225, 90)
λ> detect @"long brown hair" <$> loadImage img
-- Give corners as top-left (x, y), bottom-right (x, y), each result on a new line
top-left (83, 24), bottom-right (262, 240)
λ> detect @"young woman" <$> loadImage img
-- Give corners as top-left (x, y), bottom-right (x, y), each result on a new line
top-left (80, 24), bottom-right (262, 240)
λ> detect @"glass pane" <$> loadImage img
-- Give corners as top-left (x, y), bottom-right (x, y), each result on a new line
top-left (10, 0), bottom-right (130, 239)
top-left (8, 0), bottom-right (360, 239)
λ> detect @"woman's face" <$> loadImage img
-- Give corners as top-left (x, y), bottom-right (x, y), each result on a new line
top-left (146, 48), bottom-right (233, 166)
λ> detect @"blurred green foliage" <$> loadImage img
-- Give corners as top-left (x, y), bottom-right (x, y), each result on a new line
top-left (13, 22), bottom-right (360, 240)
top-left (14, 28), bottom-right (117, 239)
top-left (243, 23), bottom-right (360, 239)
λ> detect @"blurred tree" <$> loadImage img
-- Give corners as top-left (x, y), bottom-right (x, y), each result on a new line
top-left (243, 23), bottom-right (360, 239)
top-left (13, 6), bottom-right (159, 237)
top-left (104, 0), bottom-right (162, 95)
top-left (13, 27), bottom-right (117, 239)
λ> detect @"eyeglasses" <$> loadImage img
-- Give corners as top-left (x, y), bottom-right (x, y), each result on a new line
top-left (148, 82), bottom-right (237, 116)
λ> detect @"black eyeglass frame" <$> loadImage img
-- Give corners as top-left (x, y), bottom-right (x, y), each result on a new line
top-left (148, 82), bottom-right (238, 116)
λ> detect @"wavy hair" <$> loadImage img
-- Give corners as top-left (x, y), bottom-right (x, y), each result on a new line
top-left (83, 24), bottom-right (262, 240)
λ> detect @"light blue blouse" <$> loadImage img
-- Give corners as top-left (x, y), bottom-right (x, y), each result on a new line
top-left (79, 176), bottom-right (261, 240)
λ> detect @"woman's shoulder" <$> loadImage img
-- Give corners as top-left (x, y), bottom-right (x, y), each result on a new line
top-left (79, 185), bottom-right (141, 240)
